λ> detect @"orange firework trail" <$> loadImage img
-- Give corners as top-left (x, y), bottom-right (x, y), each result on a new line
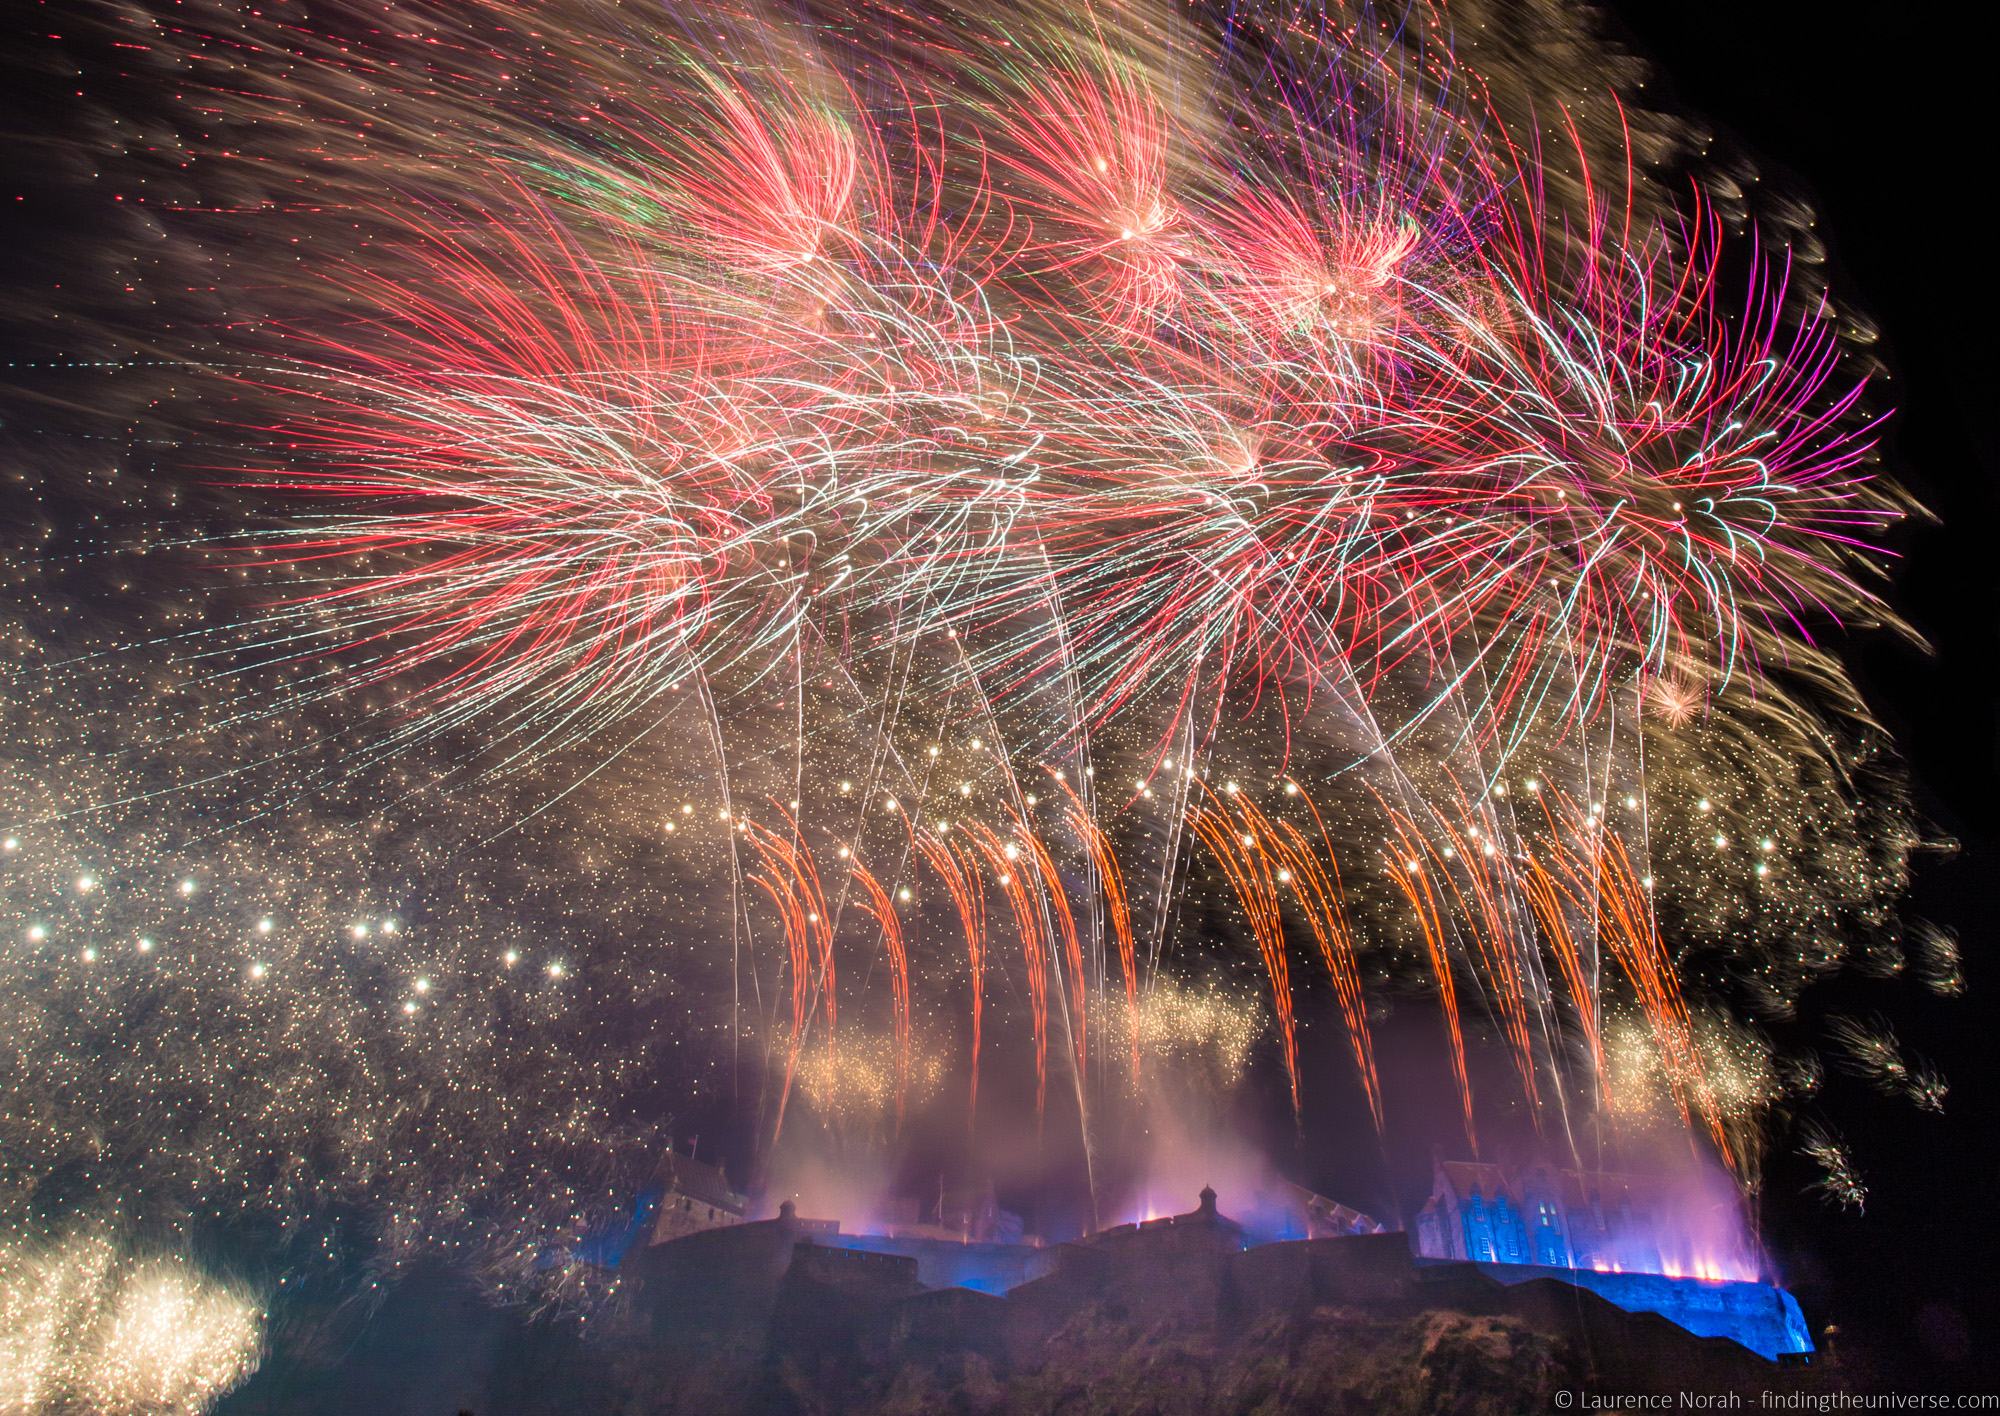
top-left (1593, 833), bottom-right (1734, 1166)
top-left (915, 829), bottom-right (986, 1125)
top-left (1257, 788), bottom-right (1383, 1133)
top-left (1051, 772), bottom-right (1140, 1086)
top-left (1188, 790), bottom-right (1299, 1122)
top-left (1382, 811), bottom-right (1477, 1152)
top-left (1528, 791), bottom-right (1732, 1166)
top-left (850, 861), bottom-right (912, 1129)
top-left (964, 822), bottom-right (1051, 1125)
top-left (742, 811), bottom-right (834, 1144)
top-left (1518, 853), bottom-right (1608, 1096)
top-left (1419, 808), bottom-right (1544, 1123)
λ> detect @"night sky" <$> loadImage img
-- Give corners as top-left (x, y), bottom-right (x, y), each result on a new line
top-left (3, 0), bottom-right (1996, 1396)
top-left (1599, 0), bottom-right (2000, 1381)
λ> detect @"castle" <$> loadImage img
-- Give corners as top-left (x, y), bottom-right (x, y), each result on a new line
top-left (646, 1149), bottom-right (749, 1244)
top-left (1413, 1158), bottom-right (1754, 1281)
top-left (217, 1178), bottom-right (1827, 1412)
top-left (619, 1175), bottom-right (1811, 1366)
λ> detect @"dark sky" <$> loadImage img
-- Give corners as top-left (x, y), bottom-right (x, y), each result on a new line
top-left (1604, 0), bottom-right (2000, 1382)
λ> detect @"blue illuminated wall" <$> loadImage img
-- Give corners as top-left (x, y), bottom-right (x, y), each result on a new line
top-left (823, 1233), bottom-right (1057, 1295)
top-left (1454, 1259), bottom-right (1814, 1360)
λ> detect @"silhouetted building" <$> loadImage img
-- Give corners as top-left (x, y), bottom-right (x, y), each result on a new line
top-left (220, 1185), bottom-right (1824, 1411)
top-left (873, 1177), bottom-right (1027, 1244)
top-left (1279, 1180), bottom-right (1389, 1239)
top-left (618, 1178), bottom-right (1807, 1369)
top-left (647, 1149), bottom-right (748, 1244)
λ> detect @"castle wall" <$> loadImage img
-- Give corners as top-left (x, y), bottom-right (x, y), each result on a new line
top-left (824, 1233), bottom-right (1056, 1294)
top-left (626, 1216), bottom-right (805, 1348)
top-left (622, 1190), bottom-right (1811, 1374)
top-left (1455, 1260), bottom-right (1814, 1360)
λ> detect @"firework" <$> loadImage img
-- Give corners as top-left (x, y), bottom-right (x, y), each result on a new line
top-left (1826, 1014), bottom-right (1911, 1094)
top-left (1799, 1121), bottom-right (1866, 1214)
top-left (0, 1228), bottom-right (263, 1416)
top-left (0, 0), bottom-right (1936, 1333)
top-left (1913, 921), bottom-right (1966, 997)
top-left (1907, 1062), bottom-right (1949, 1115)
top-left (795, 1032), bottom-right (946, 1125)
top-left (1101, 979), bottom-right (1266, 1091)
